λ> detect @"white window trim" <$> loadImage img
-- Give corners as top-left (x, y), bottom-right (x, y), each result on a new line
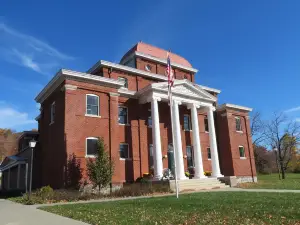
top-left (85, 137), bottom-right (99, 158)
top-left (119, 143), bottom-right (131, 160)
top-left (49, 101), bottom-right (55, 125)
top-left (207, 147), bottom-right (211, 160)
top-left (118, 106), bottom-right (129, 125)
top-left (235, 116), bottom-right (242, 132)
top-left (186, 146), bottom-right (195, 167)
top-left (239, 145), bottom-right (246, 159)
top-left (86, 94), bottom-right (100, 117)
top-left (184, 114), bottom-right (192, 131)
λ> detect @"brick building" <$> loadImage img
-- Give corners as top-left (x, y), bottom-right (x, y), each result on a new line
top-left (35, 42), bottom-right (256, 189)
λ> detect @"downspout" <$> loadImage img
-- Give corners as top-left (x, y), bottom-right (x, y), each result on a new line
top-left (244, 116), bottom-right (255, 182)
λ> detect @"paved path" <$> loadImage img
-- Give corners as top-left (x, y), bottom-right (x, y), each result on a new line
top-left (0, 199), bottom-right (88, 225)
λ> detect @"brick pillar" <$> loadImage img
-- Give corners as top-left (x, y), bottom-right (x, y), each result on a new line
top-left (109, 92), bottom-right (121, 184)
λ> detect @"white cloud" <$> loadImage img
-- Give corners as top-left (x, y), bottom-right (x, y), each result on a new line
top-left (0, 22), bottom-right (74, 75)
top-left (295, 118), bottom-right (300, 123)
top-left (284, 106), bottom-right (300, 113)
top-left (0, 106), bottom-right (36, 128)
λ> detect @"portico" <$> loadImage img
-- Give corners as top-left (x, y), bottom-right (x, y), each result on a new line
top-left (138, 80), bottom-right (223, 180)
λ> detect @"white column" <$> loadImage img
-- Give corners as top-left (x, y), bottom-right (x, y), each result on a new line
top-left (151, 96), bottom-right (163, 180)
top-left (207, 106), bottom-right (223, 177)
top-left (188, 103), bottom-right (206, 179)
top-left (172, 100), bottom-right (187, 180)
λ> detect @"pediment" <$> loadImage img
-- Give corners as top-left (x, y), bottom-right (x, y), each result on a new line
top-left (151, 80), bottom-right (217, 102)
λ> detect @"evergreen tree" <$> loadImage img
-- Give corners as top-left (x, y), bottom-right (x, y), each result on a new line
top-left (86, 138), bottom-right (114, 192)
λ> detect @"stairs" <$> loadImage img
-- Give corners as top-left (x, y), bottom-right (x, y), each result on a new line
top-left (169, 178), bottom-right (230, 192)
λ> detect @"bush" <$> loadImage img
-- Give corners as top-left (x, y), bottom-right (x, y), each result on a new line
top-left (204, 171), bottom-right (212, 176)
top-left (36, 186), bottom-right (54, 200)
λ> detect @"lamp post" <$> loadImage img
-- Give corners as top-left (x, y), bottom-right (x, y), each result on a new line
top-left (29, 139), bottom-right (37, 200)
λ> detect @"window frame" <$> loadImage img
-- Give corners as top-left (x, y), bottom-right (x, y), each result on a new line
top-left (239, 145), bottom-right (246, 159)
top-left (119, 143), bottom-right (130, 160)
top-left (204, 116), bottom-right (209, 133)
top-left (118, 77), bottom-right (128, 88)
top-left (186, 146), bottom-right (194, 168)
top-left (86, 137), bottom-right (99, 158)
top-left (50, 101), bottom-right (55, 125)
top-left (118, 106), bottom-right (129, 125)
top-left (207, 147), bottom-right (211, 160)
top-left (86, 94), bottom-right (100, 117)
top-left (183, 114), bottom-right (192, 131)
top-left (235, 116), bottom-right (242, 132)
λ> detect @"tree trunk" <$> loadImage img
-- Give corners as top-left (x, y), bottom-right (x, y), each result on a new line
top-left (280, 162), bottom-right (286, 179)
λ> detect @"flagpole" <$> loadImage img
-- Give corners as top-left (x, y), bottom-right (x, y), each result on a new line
top-left (169, 88), bottom-right (179, 198)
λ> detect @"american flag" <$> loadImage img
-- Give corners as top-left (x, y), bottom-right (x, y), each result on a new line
top-left (166, 53), bottom-right (174, 88)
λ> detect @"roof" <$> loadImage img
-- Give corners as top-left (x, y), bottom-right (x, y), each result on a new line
top-left (120, 42), bottom-right (193, 68)
top-left (217, 103), bottom-right (253, 112)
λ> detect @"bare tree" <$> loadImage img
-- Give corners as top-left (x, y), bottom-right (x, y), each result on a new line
top-left (250, 111), bottom-right (266, 146)
top-left (265, 113), bottom-right (300, 179)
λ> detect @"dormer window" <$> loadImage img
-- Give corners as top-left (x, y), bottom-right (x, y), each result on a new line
top-left (145, 64), bottom-right (152, 72)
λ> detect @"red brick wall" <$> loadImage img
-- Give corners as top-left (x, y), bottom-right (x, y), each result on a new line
top-left (216, 109), bottom-right (256, 177)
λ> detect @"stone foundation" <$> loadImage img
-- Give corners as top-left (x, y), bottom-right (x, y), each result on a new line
top-left (218, 176), bottom-right (257, 187)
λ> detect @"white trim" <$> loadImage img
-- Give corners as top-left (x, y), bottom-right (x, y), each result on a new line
top-left (239, 145), bottom-right (246, 158)
top-left (118, 88), bottom-right (137, 98)
top-left (35, 69), bottom-right (124, 103)
top-left (196, 84), bottom-right (221, 94)
top-left (134, 51), bottom-right (198, 73)
top-left (118, 106), bottom-right (129, 125)
top-left (217, 103), bottom-right (252, 112)
top-left (119, 143), bottom-right (130, 160)
top-left (86, 94), bottom-right (100, 117)
top-left (86, 137), bottom-right (99, 157)
top-left (85, 114), bottom-right (101, 118)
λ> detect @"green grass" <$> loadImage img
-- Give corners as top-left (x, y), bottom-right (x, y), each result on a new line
top-left (240, 173), bottom-right (300, 189)
top-left (41, 192), bottom-right (300, 225)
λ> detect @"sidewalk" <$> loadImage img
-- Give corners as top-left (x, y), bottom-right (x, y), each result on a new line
top-left (0, 199), bottom-right (88, 225)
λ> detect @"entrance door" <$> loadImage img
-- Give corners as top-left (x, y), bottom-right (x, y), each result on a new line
top-left (167, 144), bottom-right (175, 176)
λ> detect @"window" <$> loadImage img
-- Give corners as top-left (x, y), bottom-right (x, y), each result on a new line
top-left (149, 144), bottom-right (154, 168)
top-left (86, 94), bottom-right (99, 116)
top-left (50, 102), bottom-right (55, 124)
top-left (235, 117), bottom-right (242, 131)
top-left (86, 137), bottom-right (99, 156)
top-left (184, 115), bottom-right (191, 131)
top-left (118, 106), bottom-right (128, 125)
top-left (207, 147), bottom-right (211, 159)
top-left (145, 64), bottom-right (152, 71)
top-left (120, 143), bottom-right (129, 159)
top-left (118, 77), bottom-right (128, 88)
top-left (186, 146), bottom-right (194, 168)
top-left (148, 116), bottom-right (152, 127)
top-left (239, 146), bottom-right (245, 158)
top-left (204, 116), bottom-right (209, 132)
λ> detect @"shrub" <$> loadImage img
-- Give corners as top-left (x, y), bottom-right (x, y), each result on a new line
top-left (204, 171), bottom-right (212, 176)
top-left (36, 186), bottom-right (54, 200)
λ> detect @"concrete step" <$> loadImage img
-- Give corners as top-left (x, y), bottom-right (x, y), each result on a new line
top-left (169, 178), bottom-right (230, 192)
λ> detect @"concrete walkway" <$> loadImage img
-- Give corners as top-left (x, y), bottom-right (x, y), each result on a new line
top-left (0, 199), bottom-right (88, 225)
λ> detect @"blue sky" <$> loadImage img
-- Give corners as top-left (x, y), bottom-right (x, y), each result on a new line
top-left (0, 0), bottom-right (300, 131)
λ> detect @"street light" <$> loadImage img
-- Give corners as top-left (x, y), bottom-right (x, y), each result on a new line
top-left (29, 139), bottom-right (37, 200)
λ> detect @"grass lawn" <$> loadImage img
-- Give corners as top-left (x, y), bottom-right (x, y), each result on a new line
top-left (239, 173), bottom-right (300, 189)
top-left (41, 192), bottom-right (300, 225)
